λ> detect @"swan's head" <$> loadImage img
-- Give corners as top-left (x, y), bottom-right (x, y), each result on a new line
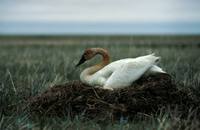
top-left (76, 48), bottom-right (97, 67)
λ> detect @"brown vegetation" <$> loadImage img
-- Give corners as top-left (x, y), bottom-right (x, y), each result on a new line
top-left (27, 73), bottom-right (198, 121)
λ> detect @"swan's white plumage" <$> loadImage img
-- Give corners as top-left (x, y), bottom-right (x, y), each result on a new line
top-left (80, 53), bottom-right (166, 90)
top-left (103, 54), bottom-right (160, 89)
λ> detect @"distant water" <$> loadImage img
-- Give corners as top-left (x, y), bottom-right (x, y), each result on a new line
top-left (0, 21), bottom-right (200, 35)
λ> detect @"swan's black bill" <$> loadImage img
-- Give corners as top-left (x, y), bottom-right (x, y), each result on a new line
top-left (76, 56), bottom-right (86, 67)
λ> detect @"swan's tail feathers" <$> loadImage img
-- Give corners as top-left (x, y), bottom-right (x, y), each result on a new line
top-left (150, 53), bottom-right (155, 56)
top-left (146, 54), bottom-right (160, 64)
top-left (149, 65), bottom-right (166, 74)
top-left (155, 56), bottom-right (160, 63)
top-left (149, 53), bottom-right (161, 63)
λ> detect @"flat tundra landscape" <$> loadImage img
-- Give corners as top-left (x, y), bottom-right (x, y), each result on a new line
top-left (0, 35), bottom-right (200, 130)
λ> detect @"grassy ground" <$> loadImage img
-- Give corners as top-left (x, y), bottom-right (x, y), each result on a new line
top-left (0, 36), bottom-right (200, 129)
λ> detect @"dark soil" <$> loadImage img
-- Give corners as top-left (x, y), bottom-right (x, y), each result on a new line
top-left (26, 73), bottom-right (198, 121)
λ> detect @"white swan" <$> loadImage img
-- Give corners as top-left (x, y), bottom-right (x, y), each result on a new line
top-left (76, 48), bottom-right (166, 90)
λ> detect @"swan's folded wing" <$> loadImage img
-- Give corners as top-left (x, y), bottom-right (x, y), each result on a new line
top-left (103, 61), bottom-right (154, 89)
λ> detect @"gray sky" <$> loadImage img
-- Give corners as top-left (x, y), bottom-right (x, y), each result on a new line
top-left (0, 0), bottom-right (200, 35)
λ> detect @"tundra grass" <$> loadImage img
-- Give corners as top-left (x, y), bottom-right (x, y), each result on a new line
top-left (0, 39), bottom-right (200, 130)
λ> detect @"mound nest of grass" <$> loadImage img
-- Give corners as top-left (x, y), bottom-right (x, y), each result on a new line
top-left (27, 73), bottom-right (197, 121)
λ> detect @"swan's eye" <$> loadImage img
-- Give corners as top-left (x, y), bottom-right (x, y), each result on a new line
top-left (83, 49), bottom-right (95, 60)
top-left (83, 53), bottom-right (88, 57)
top-left (84, 51), bottom-right (91, 57)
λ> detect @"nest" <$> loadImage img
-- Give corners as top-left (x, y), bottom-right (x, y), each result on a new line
top-left (27, 73), bottom-right (195, 121)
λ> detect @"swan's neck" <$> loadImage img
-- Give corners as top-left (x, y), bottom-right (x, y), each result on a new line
top-left (80, 48), bottom-right (110, 84)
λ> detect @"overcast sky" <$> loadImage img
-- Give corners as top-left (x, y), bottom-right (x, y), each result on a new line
top-left (0, 0), bottom-right (200, 35)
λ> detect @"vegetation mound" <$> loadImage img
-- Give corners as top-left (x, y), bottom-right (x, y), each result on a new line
top-left (27, 73), bottom-right (197, 121)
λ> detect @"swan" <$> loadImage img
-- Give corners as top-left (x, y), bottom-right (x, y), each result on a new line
top-left (76, 48), bottom-right (166, 90)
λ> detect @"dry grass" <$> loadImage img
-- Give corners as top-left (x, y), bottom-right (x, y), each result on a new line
top-left (26, 73), bottom-right (199, 123)
top-left (0, 36), bottom-right (200, 129)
